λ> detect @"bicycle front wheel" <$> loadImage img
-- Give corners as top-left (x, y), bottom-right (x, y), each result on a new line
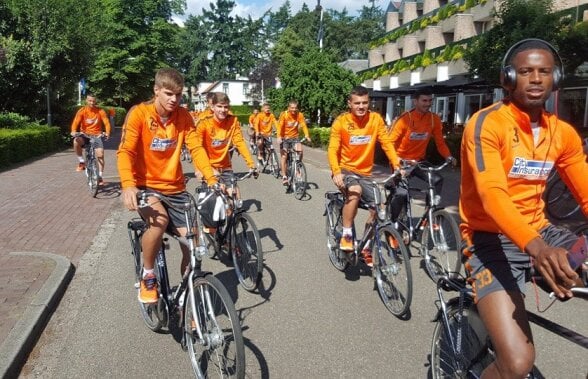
top-left (421, 210), bottom-right (462, 283)
top-left (431, 300), bottom-right (493, 379)
top-left (232, 213), bottom-right (263, 292)
top-left (292, 161), bottom-right (307, 200)
top-left (184, 274), bottom-right (245, 378)
top-left (374, 225), bottom-right (412, 317)
top-left (325, 200), bottom-right (348, 271)
top-left (86, 158), bottom-right (99, 197)
top-left (545, 176), bottom-right (580, 220)
top-left (269, 149), bottom-right (280, 178)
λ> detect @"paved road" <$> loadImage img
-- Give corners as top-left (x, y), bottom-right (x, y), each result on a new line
top-left (16, 140), bottom-right (588, 378)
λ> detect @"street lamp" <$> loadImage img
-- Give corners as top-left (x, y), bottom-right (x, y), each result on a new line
top-left (118, 57), bottom-right (136, 107)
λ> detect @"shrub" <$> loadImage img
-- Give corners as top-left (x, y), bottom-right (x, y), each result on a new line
top-left (0, 125), bottom-right (61, 169)
top-left (0, 113), bottom-right (33, 129)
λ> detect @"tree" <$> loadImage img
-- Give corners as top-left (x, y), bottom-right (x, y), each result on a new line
top-left (463, 0), bottom-right (561, 86)
top-left (269, 47), bottom-right (360, 125)
top-left (556, 20), bottom-right (588, 76)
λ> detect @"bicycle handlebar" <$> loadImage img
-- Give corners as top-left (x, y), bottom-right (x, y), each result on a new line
top-left (343, 171), bottom-right (401, 187)
top-left (72, 132), bottom-right (106, 139)
top-left (400, 159), bottom-right (450, 172)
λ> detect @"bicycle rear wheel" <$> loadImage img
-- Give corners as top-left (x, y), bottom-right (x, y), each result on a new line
top-left (232, 213), bottom-right (263, 292)
top-left (292, 161), bottom-right (307, 200)
top-left (184, 274), bottom-right (245, 378)
top-left (431, 299), bottom-right (493, 379)
top-left (325, 200), bottom-right (349, 271)
top-left (421, 210), bottom-right (462, 283)
top-left (128, 222), bottom-right (165, 332)
top-left (374, 225), bottom-right (412, 317)
top-left (86, 158), bottom-right (99, 197)
top-left (545, 175), bottom-right (580, 220)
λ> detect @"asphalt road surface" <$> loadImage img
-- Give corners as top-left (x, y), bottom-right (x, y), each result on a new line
top-left (20, 153), bottom-right (588, 378)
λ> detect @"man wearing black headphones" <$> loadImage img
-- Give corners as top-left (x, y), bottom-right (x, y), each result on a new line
top-left (459, 39), bottom-right (588, 378)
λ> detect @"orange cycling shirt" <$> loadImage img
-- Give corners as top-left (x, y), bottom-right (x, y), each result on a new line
top-left (71, 105), bottom-right (111, 136)
top-left (117, 101), bottom-right (197, 194)
top-left (328, 111), bottom-right (400, 176)
top-left (248, 113), bottom-right (258, 127)
top-left (194, 115), bottom-right (255, 185)
top-left (277, 111), bottom-right (310, 140)
top-left (254, 112), bottom-right (277, 136)
top-left (460, 101), bottom-right (588, 251)
top-left (390, 109), bottom-right (450, 160)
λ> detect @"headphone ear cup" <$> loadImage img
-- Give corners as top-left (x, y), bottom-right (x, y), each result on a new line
top-left (501, 65), bottom-right (516, 91)
top-left (552, 66), bottom-right (562, 91)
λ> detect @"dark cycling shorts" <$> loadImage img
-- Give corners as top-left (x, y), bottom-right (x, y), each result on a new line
top-left (341, 169), bottom-right (376, 206)
top-left (463, 224), bottom-right (578, 302)
top-left (139, 190), bottom-right (194, 234)
top-left (80, 135), bottom-right (104, 150)
top-left (280, 138), bottom-right (300, 151)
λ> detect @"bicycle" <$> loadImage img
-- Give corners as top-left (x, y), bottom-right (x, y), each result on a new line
top-left (324, 173), bottom-right (413, 317)
top-left (391, 160), bottom-right (462, 283)
top-left (127, 191), bottom-right (245, 378)
top-left (545, 169), bottom-right (581, 221)
top-left (73, 132), bottom-right (103, 198)
top-left (282, 138), bottom-right (308, 200)
top-left (429, 269), bottom-right (588, 379)
top-left (180, 143), bottom-right (192, 163)
top-left (256, 135), bottom-right (280, 178)
top-left (197, 170), bottom-right (263, 292)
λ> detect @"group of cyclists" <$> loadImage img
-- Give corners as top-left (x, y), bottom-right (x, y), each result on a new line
top-left (70, 38), bottom-right (587, 378)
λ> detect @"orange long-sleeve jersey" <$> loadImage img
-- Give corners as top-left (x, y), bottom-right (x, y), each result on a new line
top-left (460, 100), bottom-right (588, 251)
top-left (390, 109), bottom-right (450, 160)
top-left (328, 111), bottom-right (400, 176)
top-left (277, 111), bottom-right (310, 140)
top-left (254, 112), bottom-right (277, 136)
top-left (117, 101), bottom-right (196, 194)
top-left (248, 113), bottom-right (258, 127)
top-left (194, 115), bottom-right (255, 185)
top-left (70, 106), bottom-right (111, 136)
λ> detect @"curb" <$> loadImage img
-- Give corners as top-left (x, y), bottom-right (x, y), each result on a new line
top-left (0, 252), bottom-right (74, 378)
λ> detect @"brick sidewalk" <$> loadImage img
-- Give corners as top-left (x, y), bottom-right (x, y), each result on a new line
top-left (0, 130), bottom-right (123, 369)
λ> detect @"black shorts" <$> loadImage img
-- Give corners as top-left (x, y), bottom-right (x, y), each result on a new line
top-left (140, 190), bottom-right (195, 234)
top-left (464, 224), bottom-right (578, 302)
top-left (280, 138), bottom-right (299, 151)
top-left (81, 135), bottom-right (104, 150)
top-left (341, 169), bottom-right (376, 206)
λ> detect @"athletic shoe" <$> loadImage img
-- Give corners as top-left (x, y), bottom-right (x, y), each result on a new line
top-left (138, 273), bottom-right (158, 304)
top-left (282, 176), bottom-right (289, 186)
top-left (339, 235), bottom-right (354, 251)
top-left (98, 177), bottom-right (105, 186)
top-left (361, 249), bottom-right (373, 267)
top-left (76, 162), bottom-right (86, 172)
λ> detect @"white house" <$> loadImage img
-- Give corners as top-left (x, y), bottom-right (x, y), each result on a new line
top-left (191, 76), bottom-right (258, 110)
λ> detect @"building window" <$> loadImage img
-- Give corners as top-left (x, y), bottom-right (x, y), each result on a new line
top-left (243, 83), bottom-right (249, 96)
top-left (223, 83), bottom-right (229, 93)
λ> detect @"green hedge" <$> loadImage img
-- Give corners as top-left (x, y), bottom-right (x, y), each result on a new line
top-left (307, 127), bottom-right (332, 148)
top-left (0, 126), bottom-right (61, 169)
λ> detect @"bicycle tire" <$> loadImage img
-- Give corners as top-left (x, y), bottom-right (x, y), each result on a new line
top-left (232, 213), bottom-right (263, 292)
top-left (87, 158), bottom-right (99, 197)
top-left (431, 299), bottom-right (493, 379)
top-left (545, 175), bottom-right (580, 220)
top-left (325, 200), bottom-right (349, 271)
top-left (574, 223), bottom-right (588, 237)
top-left (197, 212), bottom-right (219, 259)
top-left (184, 274), bottom-right (245, 378)
top-left (421, 210), bottom-right (463, 283)
top-left (373, 225), bottom-right (413, 317)
top-left (128, 223), bottom-right (165, 332)
top-left (293, 161), bottom-right (307, 200)
top-left (269, 149), bottom-right (280, 178)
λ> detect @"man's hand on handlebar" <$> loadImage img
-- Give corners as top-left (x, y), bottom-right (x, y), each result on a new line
top-left (446, 156), bottom-right (457, 167)
top-left (249, 167), bottom-right (259, 179)
top-left (332, 173), bottom-right (345, 190)
top-left (122, 187), bottom-right (140, 211)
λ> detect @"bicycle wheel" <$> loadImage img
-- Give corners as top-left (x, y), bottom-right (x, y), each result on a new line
top-left (325, 200), bottom-right (349, 271)
top-left (292, 161), bottom-right (307, 200)
top-left (128, 224), bottom-right (165, 332)
top-left (421, 210), bottom-right (463, 283)
top-left (269, 149), bottom-right (280, 178)
top-left (373, 225), bottom-right (412, 317)
top-left (232, 213), bottom-right (263, 292)
top-left (431, 299), bottom-right (494, 379)
top-left (184, 274), bottom-right (245, 378)
top-left (86, 158), bottom-right (99, 197)
top-left (545, 175), bottom-right (580, 220)
top-left (574, 223), bottom-right (588, 237)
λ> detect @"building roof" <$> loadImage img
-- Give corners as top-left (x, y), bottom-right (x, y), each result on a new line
top-left (338, 59), bottom-right (369, 73)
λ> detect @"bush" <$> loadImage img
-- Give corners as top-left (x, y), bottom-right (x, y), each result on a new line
top-left (307, 127), bottom-right (332, 148)
top-left (0, 125), bottom-right (61, 169)
top-left (0, 113), bottom-right (33, 129)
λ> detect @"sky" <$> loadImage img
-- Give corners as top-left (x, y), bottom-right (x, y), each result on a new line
top-left (174, 0), bottom-right (389, 24)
